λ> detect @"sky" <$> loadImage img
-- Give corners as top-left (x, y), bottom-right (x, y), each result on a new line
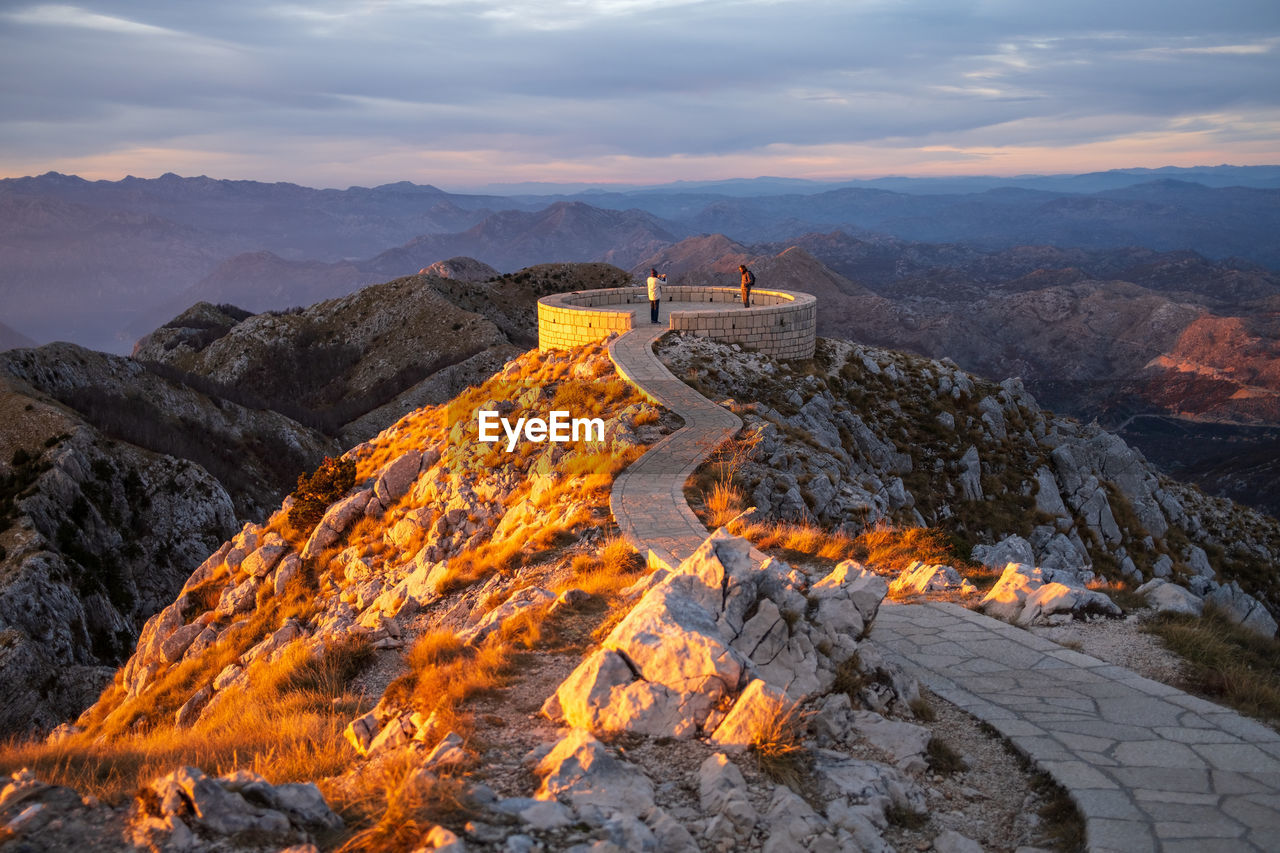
top-left (1, 0), bottom-right (1278, 190)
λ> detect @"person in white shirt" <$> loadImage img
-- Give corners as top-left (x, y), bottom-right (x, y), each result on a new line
top-left (646, 268), bottom-right (666, 324)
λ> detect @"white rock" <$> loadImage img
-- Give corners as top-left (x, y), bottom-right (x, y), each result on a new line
top-left (849, 711), bottom-right (931, 773)
top-left (933, 829), bottom-right (984, 853)
top-left (458, 587), bottom-right (555, 646)
top-left (762, 785), bottom-right (829, 853)
top-left (889, 562), bottom-right (976, 597)
top-left (535, 729), bottom-right (655, 814)
top-left (971, 535), bottom-right (1035, 569)
top-left (1135, 579), bottom-right (1203, 616)
top-left (981, 563), bottom-right (1120, 625)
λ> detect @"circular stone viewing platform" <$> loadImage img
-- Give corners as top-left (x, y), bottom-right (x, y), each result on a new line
top-left (537, 285), bottom-right (816, 359)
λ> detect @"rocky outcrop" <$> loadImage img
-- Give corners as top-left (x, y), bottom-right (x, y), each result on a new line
top-left (543, 530), bottom-right (894, 738)
top-left (889, 562), bottom-right (976, 597)
top-left (980, 563), bottom-right (1122, 626)
top-left (657, 334), bottom-right (1280, 631)
top-left (0, 766), bottom-right (341, 853)
top-left (89, 343), bottom-right (671, 748)
top-left (0, 416), bottom-right (237, 737)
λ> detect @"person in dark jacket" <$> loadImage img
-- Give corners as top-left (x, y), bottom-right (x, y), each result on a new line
top-left (739, 264), bottom-right (755, 308)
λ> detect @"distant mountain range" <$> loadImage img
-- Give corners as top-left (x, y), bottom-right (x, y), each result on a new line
top-left (4, 167), bottom-right (1279, 352)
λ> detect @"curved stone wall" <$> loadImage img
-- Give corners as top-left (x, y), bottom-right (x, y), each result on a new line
top-left (537, 288), bottom-right (642, 350)
top-left (538, 286), bottom-right (816, 359)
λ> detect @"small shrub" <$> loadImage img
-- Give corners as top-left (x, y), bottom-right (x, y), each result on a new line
top-left (335, 752), bottom-right (479, 852)
top-left (1032, 771), bottom-right (1085, 851)
top-left (925, 737), bottom-right (965, 774)
top-left (855, 523), bottom-right (953, 575)
top-left (885, 803), bottom-right (929, 829)
top-left (908, 696), bottom-right (936, 722)
top-left (288, 456), bottom-right (357, 532)
top-left (731, 519), bottom-right (858, 564)
top-left (706, 481), bottom-right (746, 529)
top-left (832, 654), bottom-right (870, 704)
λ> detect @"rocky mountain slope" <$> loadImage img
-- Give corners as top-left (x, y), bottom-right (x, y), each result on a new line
top-left (639, 235), bottom-right (1280, 517)
top-left (659, 333), bottom-right (1280, 630)
top-left (0, 263), bottom-right (628, 739)
top-left (0, 384), bottom-right (240, 736)
top-left (7, 326), bottom-right (1277, 849)
top-left (0, 340), bottom-right (1084, 852)
top-left (134, 262), bottom-right (633, 442)
top-left (2, 344), bottom-right (335, 521)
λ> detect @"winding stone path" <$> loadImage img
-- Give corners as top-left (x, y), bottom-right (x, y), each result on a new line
top-left (604, 316), bottom-right (1280, 852)
top-left (871, 601), bottom-right (1280, 852)
top-left (606, 307), bottom-right (744, 570)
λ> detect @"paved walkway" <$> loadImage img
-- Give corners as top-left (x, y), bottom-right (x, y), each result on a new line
top-left (606, 307), bottom-right (745, 569)
top-left (605, 316), bottom-right (1280, 852)
top-left (871, 601), bottom-right (1280, 852)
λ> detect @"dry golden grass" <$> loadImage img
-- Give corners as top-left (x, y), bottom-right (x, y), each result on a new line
top-left (853, 522), bottom-right (953, 575)
top-left (554, 538), bottom-right (645, 601)
top-left (706, 482), bottom-right (746, 529)
top-left (632, 408), bottom-right (660, 426)
top-left (383, 626), bottom-right (535, 740)
top-left (730, 518), bottom-right (859, 564)
top-left (1145, 606), bottom-right (1280, 722)
top-left (0, 638), bottom-right (373, 806)
top-left (748, 701), bottom-right (811, 791)
top-left (334, 752), bottom-right (479, 853)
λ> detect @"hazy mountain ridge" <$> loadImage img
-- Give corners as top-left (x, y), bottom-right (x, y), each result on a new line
top-left (6, 169), bottom-right (1279, 353)
top-left (360, 201), bottom-right (685, 278)
top-left (0, 321), bottom-right (36, 351)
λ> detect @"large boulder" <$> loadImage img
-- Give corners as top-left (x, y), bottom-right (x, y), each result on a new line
top-left (546, 532), bottom-right (890, 740)
top-left (302, 488), bottom-right (373, 559)
top-left (1207, 582), bottom-right (1278, 638)
top-left (980, 563), bottom-right (1120, 625)
top-left (971, 534), bottom-right (1034, 569)
top-left (544, 533), bottom-right (754, 738)
top-left (1135, 578), bottom-right (1203, 617)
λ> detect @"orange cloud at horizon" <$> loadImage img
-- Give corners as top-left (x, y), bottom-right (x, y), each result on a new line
top-left (4, 129), bottom-right (1278, 190)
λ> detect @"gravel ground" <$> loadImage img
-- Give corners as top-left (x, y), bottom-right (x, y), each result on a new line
top-left (1026, 609), bottom-right (1190, 688)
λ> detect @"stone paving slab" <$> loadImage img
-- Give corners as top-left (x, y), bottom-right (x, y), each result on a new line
top-left (871, 601), bottom-right (1280, 852)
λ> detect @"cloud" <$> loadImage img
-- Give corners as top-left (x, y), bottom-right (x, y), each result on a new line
top-left (1, 0), bottom-right (1278, 185)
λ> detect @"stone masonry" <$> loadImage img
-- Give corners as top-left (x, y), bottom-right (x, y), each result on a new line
top-left (539, 286), bottom-right (816, 359)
